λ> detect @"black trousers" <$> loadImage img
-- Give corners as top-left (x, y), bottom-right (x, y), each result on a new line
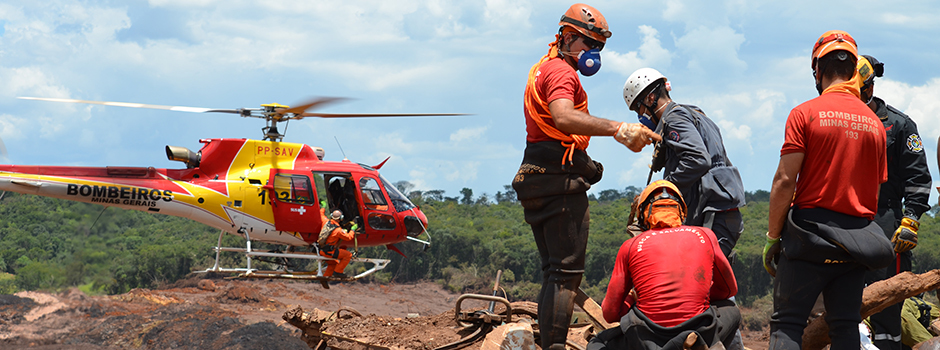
top-left (524, 192), bottom-right (590, 349)
top-left (769, 207), bottom-right (871, 350)
top-left (865, 253), bottom-right (911, 350)
top-left (704, 209), bottom-right (743, 258)
top-left (769, 252), bottom-right (867, 350)
top-left (588, 299), bottom-right (741, 350)
top-left (865, 209), bottom-right (911, 350)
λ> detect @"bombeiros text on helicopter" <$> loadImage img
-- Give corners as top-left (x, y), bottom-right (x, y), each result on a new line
top-left (1, 96), bottom-right (467, 284)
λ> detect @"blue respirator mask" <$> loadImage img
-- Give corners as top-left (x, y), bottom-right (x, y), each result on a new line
top-left (637, 112), bottom-right (656, 130)
top-left (577, 49), bottom-right (602, 76)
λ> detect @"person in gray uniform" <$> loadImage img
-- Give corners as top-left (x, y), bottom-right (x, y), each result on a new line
top-left (622, 68), bottom-right (746, 258)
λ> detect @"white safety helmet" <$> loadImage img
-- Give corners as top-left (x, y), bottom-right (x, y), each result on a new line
top-left (623, 68), bottom-right (667, 111)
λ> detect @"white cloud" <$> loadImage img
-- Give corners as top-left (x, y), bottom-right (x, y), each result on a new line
top-left (483, 0), bottom-right (532, 32)
top-left (445, 160), bottom-right (481, 182)
top-left (876, 78), bottom-right (940, 141)
top-left (880, 13), bottom-right (940, 28)
top-left (149, 0), bottom-right (222, 7)
top-left (674, 25), bottom-right (746, 75)
top-left (0, 113), bottom-right (28, 142)
top-left (662, 0), bottom-right (685, 22)
top-left (605, 25), bottom-right (672, 76)
top-left (0, 67), bottom-right (70, 102)
top-left (373, 133), bottom-right (416, 154)
top-left (450, 126), bottom-right (488, 142)
top-left (614, 147), bottom-right (657, 185)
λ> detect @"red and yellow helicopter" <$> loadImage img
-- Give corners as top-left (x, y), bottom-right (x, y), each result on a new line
top-left (1, 97), bottom-right (464, 282)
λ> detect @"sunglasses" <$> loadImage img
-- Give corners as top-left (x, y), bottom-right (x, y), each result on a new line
top-left (580, 35), bottom-right (605, 51)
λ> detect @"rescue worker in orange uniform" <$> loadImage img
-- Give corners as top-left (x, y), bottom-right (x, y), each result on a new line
top-left (511, 4), bottom-right (659, 349)
top-left (764, 30), bottom-right (892, 350)
top-left (319, 210), bottom-right (356, 287)
top-left (593, 180), bottom-right (739, 350)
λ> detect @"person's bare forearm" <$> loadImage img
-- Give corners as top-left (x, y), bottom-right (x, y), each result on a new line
top-left (768, 153), bottom-right (803, 238)
top-left (548, 98), bottom-right (620, 136)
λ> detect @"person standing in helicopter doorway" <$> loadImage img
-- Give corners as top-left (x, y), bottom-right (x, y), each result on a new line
top-left (512, 3), bottom-right (659, 349)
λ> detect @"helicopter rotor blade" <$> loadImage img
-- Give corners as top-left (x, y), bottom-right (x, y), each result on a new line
top-left (276, 97), bottom-right (349, 115)
top-left (296, 112), bottom-right (469, 119)
top-left (17, 97), bottom-right (241, 114)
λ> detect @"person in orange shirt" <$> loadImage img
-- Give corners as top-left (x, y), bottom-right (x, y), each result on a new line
top-left (318, 210), bottom-right (356, 288)
top-left (511, 4), bottom-right (659, 349)
top-left (764, 30), bottom-right (892, 350)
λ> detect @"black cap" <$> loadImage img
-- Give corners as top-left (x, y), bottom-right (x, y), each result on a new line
top-left (862, 55), bottom-right (884, 78)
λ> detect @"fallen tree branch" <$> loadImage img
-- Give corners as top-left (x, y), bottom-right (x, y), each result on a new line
top-left (802, 270), bottom-right (940, 350)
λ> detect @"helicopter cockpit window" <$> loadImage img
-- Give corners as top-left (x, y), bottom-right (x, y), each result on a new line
top-left (379, 174), bottom-right (416, 212)
top-left (359, 177), bottom-right (389, 211)
top-left (273, 174), bottom-right (315, 205)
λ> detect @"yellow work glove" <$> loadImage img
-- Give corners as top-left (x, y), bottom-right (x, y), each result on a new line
top-left (350, 223), bottom-right (359, 233)
top-left (892, 216), bottom-right (919, 253)
top-left (614, 122), bottom-right (661, 152)
top-left (763, 233), bottom-right (781, 277)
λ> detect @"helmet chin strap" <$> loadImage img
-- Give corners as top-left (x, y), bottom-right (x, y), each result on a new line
top-left (653, 103), bottom-right (668, 115)
top-left (641, 89), bottom-right (664, 120)
top-left (558, 33), bottom-right (579, 62)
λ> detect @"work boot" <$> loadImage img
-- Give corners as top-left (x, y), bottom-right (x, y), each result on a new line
top-left (333, 272), bottom-right (348, 279)
top-left (320, 280), bottom-right (330, 289)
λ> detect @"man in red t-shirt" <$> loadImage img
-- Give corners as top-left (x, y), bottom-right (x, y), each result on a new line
top-left (763, 30), bottom-right (890, 350)
top-left (593, 180), bottom-right (739, 350)
top-left (511, 4), bottom-right (659, 350)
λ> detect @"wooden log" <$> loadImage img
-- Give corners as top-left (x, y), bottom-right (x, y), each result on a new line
top-left (802, 270), bottom-right (940, 350)
top-left (575, 287), bottom-right (614, 331)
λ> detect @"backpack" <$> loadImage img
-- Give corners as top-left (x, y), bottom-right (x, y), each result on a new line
top-left (318, 221), bottom-right (339, 247)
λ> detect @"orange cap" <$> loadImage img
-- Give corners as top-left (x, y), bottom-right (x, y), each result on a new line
top-left (812, 30), bottom-right (858, 68)
top-left (559, 3), bottom-right (611, 43)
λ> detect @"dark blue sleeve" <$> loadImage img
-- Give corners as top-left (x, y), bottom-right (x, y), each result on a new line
top-left (662, 109), bottom-right (710, 191)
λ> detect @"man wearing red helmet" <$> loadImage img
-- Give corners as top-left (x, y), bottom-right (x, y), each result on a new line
top-left (763, 30), bottom-right (893, 350)
top-left (593, 180), bottom-right (739, 350)
top-left (512, 4), bottom-right (659, 349)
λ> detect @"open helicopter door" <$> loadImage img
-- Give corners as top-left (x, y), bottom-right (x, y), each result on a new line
top-left (355, 176), bottom-right (400, 236)
top-left (267, 170), bottom-right (321, 237)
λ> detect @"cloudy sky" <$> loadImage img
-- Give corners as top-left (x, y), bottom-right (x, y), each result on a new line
top-left (1, 0), bottom-right (939, 203)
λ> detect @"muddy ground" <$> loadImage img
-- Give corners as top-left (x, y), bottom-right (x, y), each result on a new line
top-left (0, 275), bottom-right (769, 349)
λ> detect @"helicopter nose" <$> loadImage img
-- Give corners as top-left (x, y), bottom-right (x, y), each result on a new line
top-left (402, 210), bottom-right (428, 237)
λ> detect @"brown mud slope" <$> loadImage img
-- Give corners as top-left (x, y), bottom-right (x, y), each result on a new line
top-left (0, 275), bottom-right (769, 349)
top-left (0, 275), bottom-right (458, 350)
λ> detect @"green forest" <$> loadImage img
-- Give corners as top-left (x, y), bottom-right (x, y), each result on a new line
top-left (1, 184), bottom-right (939, 310)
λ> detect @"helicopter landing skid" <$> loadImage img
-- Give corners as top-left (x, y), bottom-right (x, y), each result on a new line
top-left (196, 230), bottom-right (390, 281)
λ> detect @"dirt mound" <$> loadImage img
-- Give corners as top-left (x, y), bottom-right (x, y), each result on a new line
top-left (0, 278), bottom-right (770, 349)
top-left (216, 285), bottom-right (264, 303)
top-left (323, 308), bottom-right (465, 349)
top-left (0, 278), bottom-right (461, 349)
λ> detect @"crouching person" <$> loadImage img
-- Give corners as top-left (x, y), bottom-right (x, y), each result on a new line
top-left (590, 180), bottom-right (740, 350)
